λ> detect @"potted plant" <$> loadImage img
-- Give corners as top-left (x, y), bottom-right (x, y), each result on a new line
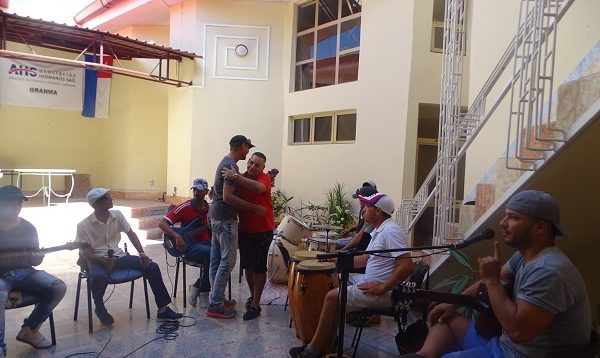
top-left (325, 182), bottom-right (356, 230)
top-left (272, 189), bottom-right (293, 224)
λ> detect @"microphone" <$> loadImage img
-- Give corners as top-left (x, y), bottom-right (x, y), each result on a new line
top-left (107, 249), bottom-right (114, 258)
top-left (453, 228), bottom-right (495, 250)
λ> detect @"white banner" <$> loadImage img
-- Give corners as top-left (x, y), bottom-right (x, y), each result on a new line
top-left (0, 58), bottom-right (84, 111)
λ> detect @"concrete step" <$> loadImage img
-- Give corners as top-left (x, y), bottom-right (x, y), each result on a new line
top-left (130, 205), bottom-right (171, 218)
top-left (143, 228), bottom-right (164, 241)
top-left (131, 214), bottom-right (164, 230)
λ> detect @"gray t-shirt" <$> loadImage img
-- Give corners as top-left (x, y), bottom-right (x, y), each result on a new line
top-left (0, 218), bottom-right (39, 274)
top-left (500, 246), bottom-right (591, 358)
top-left (210, 155), bottom-right (239, 220)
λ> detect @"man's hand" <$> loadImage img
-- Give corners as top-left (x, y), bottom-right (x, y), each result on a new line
top-left (174, 234), bottom-right (186, 253)
top-left (478, 241), bottom-right (502, 285)
top-left (139, 253), bottom-right (151, 269)
top-left (221, 167), bottom-right (237, 180)
top-left (98, 256), bottom-right (115, 271)
top-left (29, 252), bottom-right (44, 266)
top-left (253, 204), bottom-right (266, 216)
top-left (340, 228), bottom-right (351, 237)
top-left (427, 303), bottom-right (458, 325)
top-left (357, 281), bottom-right (387, 296)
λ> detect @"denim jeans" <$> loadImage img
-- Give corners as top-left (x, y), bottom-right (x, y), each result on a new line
top-left (209, 219), bottom-right (238, 307)
top-left (88, 255), bottom-right (171, 309)
top-left (183, 240), bottom-right (211, 292)
top-left (0, 268), bottom-right (66, 352)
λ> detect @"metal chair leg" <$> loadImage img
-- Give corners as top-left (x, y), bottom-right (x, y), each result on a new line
top-left (129, 280), bottom-right (135, 309)
top-left (174, 257), bottom-right (180, 297)
top-left (74, 272), bottom-right (82, 320)
top-left (49, 311), bottom-right (56, 345)
top-left (86, 277), bottom-right (93, 333)
top-left (182, 259), bottom-right (187, 308)
top-left (143, 278), bottom-right (150, 318)
top-left (239, 264), bottom-right (243, 283)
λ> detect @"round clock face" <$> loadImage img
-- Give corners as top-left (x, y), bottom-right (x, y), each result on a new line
top-left (235, 44), bottom-right (249, 57)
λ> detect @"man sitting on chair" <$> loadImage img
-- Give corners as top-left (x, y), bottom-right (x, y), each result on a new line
top-left (409, 190), bottom-right (591, 358)
top-left (289, 193), bottom-right (414, 358)
top-left (0, 185), bottom-right (66, 355)
top-left (76, 188), bottom-right (183, 326)
top-left (159, 178), bottom-right (211, 309)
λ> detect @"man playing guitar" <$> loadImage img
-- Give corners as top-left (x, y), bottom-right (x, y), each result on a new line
top-left (159, 178), bottom-right (211, 308)
top-left (0, 185), bottom-right (67, 355)
top-left (411, 190), bottom-right (591, 358)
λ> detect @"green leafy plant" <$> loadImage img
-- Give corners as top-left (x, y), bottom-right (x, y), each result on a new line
top-left (432, 249), bottom-right (478, 319)
top-left (272, 189), bottom-right (293, 222)
top-left (324, 182), bottom-right (355, 229)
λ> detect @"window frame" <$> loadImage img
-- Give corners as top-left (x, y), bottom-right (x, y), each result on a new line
top-left (290, 109), bottom-right (357, 145)
top-left (293, 0), bottom-right (361, 91)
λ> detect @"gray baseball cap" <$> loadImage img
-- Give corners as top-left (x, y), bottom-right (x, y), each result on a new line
top-left (506, 190), bottom-right (567, 237)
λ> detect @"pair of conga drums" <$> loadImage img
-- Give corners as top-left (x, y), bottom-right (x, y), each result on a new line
top-left (288, 250), bottom-right (339, 345)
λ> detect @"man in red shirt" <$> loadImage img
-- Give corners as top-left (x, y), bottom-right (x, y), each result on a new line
top-left (222, 152), bottom-right (274, 320)
top-left (159, 178), bottom-right (211, 308)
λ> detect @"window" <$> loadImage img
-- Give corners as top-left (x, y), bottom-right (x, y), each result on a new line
top-left (430, 0), bottom-right (466, 54)
top-left (294, 0), bottom-right (361, 91)
top-left (291, 111), bottom-right (356, 144)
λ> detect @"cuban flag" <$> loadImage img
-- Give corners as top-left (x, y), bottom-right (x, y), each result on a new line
top-left (82, 54), bottom-right (112, 118)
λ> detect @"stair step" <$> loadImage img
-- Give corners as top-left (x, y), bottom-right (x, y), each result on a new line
top-left (143, 228), bottom-right (164, 241)
top-left (131, 214), bottom-right (164, 230)
top-left (130, 204), bottom-right (171, 218)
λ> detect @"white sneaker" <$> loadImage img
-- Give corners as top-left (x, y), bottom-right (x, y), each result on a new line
top-left (197, 291), bottom-right (209, 309)
top-left (16, 326), bottom-right (52, 349)
top-left (188, 284), bottom-right (200, 307)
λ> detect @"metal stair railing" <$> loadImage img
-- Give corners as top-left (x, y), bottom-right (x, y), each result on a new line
top-left (399, 0), bottom-right (574, 246)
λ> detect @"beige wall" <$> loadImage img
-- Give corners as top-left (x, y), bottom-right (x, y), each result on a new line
top-left (463, 0), bottom-right (600, 193)
top-left (116, 25), bottom-right (170, 46)
top-left (167, 0), bottom-right (286, 194)
top-left (0, 42), bottom-right (169, 193)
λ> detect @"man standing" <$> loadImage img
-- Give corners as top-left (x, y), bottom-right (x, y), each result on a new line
top-left (289, 193), bottom-right (414, 357)
top-left (76, 188), bottom-right (182, 326)
top-left (222, 152), bottom-right (274, 320)
top-left (207, 135), bottom-right (266, 319)
top-left (0, 186), bottom-right (66, 355)
top-left (159, 178), bottom-right (211, 308)
top-left (411, 190), bottom-right (591, 358)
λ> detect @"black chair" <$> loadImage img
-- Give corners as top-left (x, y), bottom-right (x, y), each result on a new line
top-left (5, 290), bottom-right (56, 345)
top-left (351, 260), bottom-right (430, 358)
top-left (73, 267), bottom-right (150, 333)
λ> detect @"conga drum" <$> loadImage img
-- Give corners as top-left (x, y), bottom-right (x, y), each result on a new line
top-left (290, 260), bottom-right (339, 345)
top-left (267, 237), bottom-right (298, 283)
top-left (287, 250), bottom-right (324, 307)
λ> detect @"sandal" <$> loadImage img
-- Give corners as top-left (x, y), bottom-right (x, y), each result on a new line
top-left (245, 296), bottom-right (254, 310)
top-left (243, 306), bottom-right (261, 321)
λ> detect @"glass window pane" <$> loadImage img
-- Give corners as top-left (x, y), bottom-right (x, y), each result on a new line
top-left (297, 2), bottom-right (316, 33)
top-left (315, 58), bottom-right (336, 87)
top-left (314, 116), bottom-right (332, 142)
top-left (294, 118), bottom-right (311, 143)
top-left (318, 0), bottom-right (338, 26)
top-left (295, 63), bottom-right (314, 91)
top-left (338, 51), bottom-right (359, 83)
top-left (433, 0), bottom-right (445, 22)
top-left (316, 25), bottom-right (337, 60)
top-left (339, 17), bottom-right (360, 51)
top-left (336, 113), bottom-right (356, 141)
top-left (433, 25), bottom-right (444, 50)
top-left (341, 0), bottom-right (361, 17)
top-left (296, 32), bottom-right (315, 62)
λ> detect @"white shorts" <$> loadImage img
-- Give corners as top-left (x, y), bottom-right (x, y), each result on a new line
top-left (345, 273), bottom-right (393, 312)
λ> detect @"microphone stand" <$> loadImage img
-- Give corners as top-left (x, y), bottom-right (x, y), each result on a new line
top-left (320, 242), bottom-right (462, 358)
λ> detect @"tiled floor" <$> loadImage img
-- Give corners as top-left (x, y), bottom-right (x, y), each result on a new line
top-left (4, 202), bottom-right (402, 358)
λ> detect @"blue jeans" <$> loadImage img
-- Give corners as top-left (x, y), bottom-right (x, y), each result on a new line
top-left (208, 219), bottom-right (238, 307)
top-left (184, 240), bottom-right (211, 292)
top-left (0, 268), bottom-right (66, 352)
top-left (88, 255), bottom-right (171, 309)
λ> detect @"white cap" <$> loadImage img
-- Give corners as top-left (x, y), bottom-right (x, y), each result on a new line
top-left (87, 188), bottom-right (110, 206)
top-left (358, 193), bottom-right (395, 216)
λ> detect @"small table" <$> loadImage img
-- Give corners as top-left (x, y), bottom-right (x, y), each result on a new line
top-left (14, 169), bottom-right (76, 206)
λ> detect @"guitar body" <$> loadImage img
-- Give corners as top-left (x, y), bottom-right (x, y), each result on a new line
top-left (163, 217), bottom-right (210, 257)
top-left (474, 282), bottom-right (514, 339)
top-left (0, 242), bottom-right (89, 268)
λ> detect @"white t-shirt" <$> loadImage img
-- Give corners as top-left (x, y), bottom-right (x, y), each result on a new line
top-left (363, 218), bottom-right (409, 284)
top-left (76, 210), bottom-right (131, 257)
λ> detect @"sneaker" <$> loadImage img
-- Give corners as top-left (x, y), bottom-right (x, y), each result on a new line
top-left (157, 306), bottom-right (184, 320)
top-left (205, 305), bottom-right (237, 319)
top-left (245, 296), bottom-right (254, 310)
top-left (188, 284), bottom-right (200, 307)
top-left (242, 306), bottom-right (261, 321)
top-left (16, 326), bottom-right (52, 349)
top-left (197, 291), bottom-right (210, 309)
top-left (94, 307), bottom-right (115, 326)
top-left (224, 299), bottom-right (237, 310)
top-left (289, 346), bottom-right (321, 358)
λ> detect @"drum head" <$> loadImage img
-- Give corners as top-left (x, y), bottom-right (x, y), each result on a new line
top-left (296, 259), bottom-right (336, 273)
top-left (293, 250), bottom-right (322, 261)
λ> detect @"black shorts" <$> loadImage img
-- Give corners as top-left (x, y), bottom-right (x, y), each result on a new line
top-left (238, 231), bottom-right (273, 273)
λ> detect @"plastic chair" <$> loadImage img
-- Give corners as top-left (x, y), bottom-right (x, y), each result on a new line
top-left (5, 290), bottom-right (56, 345)
top-left (351, 260), bottom-right (430, 358)
top-left (73, 267), bottom-right (150, 333)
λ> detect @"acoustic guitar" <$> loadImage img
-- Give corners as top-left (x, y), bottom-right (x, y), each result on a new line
top-left (0, 242), bottom-right (89, 268)
top-left (163, 217), bottom-right (210, 257)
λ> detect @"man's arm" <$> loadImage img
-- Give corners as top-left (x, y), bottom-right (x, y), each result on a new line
top-left (358, 255), bottom-right (414, 295)
top-left (125, 229), bottom-right (151, 268)
top-left (223, 183), bottom-right (266, 216)
top-left (222, 167), bottom-right (266, 193)
top-left (158, 218), bottom-right (186, 252)
top-left (341, 226), bottom-right (366, 251)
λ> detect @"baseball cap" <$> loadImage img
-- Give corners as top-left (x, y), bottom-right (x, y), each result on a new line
top-left (0, 185), bottom-right (28, 202)
top-left (352, 185), bottom-right (378, 199)
top-left (87, 188), bottom-right (110, 207)
top-left (362, 180), bottom-right (377, 188)
top-left (506, 190), bottom-right (567, 237)
top-left (229, 135), bottom-right (255, 148)
top-left (191, 178), bottom-right (209, 191)
top-left (358, 193), bottom-right (395, 216)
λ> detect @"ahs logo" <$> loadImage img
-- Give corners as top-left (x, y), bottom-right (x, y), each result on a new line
top-left (8, 64), bottom-right (37, 77)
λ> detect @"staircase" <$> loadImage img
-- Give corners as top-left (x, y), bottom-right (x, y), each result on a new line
top-left (114, 202), bottom-right (171, 241)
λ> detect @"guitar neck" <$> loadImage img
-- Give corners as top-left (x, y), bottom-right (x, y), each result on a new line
top-left (181, 224), bottom-right (210, 240)
top-left (411, 289), bottom-right (488, 312)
